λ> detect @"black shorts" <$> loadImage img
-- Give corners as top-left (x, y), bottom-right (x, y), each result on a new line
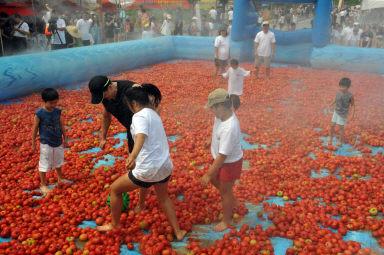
top-left (128, 170), bottom-right (170, 188)
top-left (51, 44), bottom-right (67, 50)
top-left (215, 59), bottom-right (228, 67)
top-left (230, 94), bottom-right (241, 110)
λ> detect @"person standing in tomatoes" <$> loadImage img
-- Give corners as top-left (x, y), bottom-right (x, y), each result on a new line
top-left (96, 86), bottom-right (187, 241)
top-left (214, 26), bottom-right (230, 85)
top-left (254, 21), bottom-right (276, 80)
top-left (88, 75), bottom-right (162, 213)
top-left (201, 88), bottom-right (243, 232)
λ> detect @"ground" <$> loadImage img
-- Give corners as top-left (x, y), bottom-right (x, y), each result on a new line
top-left (0, 61), bottom-right (383, 255)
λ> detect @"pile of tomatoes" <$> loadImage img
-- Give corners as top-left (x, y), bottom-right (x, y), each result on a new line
top-left (0, 61), bottom-right (383, 255)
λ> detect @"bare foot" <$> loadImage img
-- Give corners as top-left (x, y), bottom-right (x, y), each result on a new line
top-left (57, 178), bottom-right (66, 185)
top-left (233, 199), bottom-right (241, 208)
top-left (175, 230), bottom-right (187, 241)
top-left (97, 224), bottom-right (120, 232)
top-left (134, 204), bottom-right (146, 213)
top-left (327, 137), bottom-right (332, 145)
top-left (213, 222), bottom-right (230, 232)
top-left (41, 186), bottom-right (49, 194)
top-left (336, 141), bottom-right (342, 147)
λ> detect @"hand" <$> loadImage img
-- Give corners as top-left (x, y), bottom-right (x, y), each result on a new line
top-left (200, 174), bottom-right (211, 186)
top-left (271, 52), bottom-right (275, 58)
top-left (99, 138), bottom-right (107, 149)
top-left (204, 140), bottom-right (211, 149)
top-left (126, 156), bottom-right (136, 170)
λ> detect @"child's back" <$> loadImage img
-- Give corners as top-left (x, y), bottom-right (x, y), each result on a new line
top-left (334, 90), bottom-right (353, 118)
top-left (36, 107), bottom-right (63, 147)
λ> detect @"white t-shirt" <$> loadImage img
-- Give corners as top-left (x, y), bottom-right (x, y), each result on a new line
top-left (222, 67), bottom-right (250, 95)
top-left (214, 35), bottom-right (230, 60)
top-left (130, 108), bottom-right (173, 182)
top-left (254, 31), bottom-right (276, 57)
top-left (292, 15), bottom-right (297, 24)
top-left (42, 12), bottom-right (51, 25)
top-left (13, 22), bottom-right (29, 38)
top-left (209, 9), bottom-right (217, 20)
top-left (349, 33), bottom-right (360, 47)
top-left (51, 18), bottom-right (66, 45)
top-left (228, 10), bottom-right (233, 21)
top-left (76, 19), bottom-right (90, 40)
top-left (211, 113), bottom-right (243, 163)
top-left (341, 26), bottom-right (353, 41)
top-left (258, 16), bottom-right (263, 24)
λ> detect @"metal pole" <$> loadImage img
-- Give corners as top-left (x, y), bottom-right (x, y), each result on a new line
top-left (0, 28), bottom-right (5, 56)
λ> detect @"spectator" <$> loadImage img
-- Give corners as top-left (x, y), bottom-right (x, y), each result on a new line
top-left (209, 7), bottom-right (217, 22)
top-left (279, 14), bottom-right (285, 30)
top-left (200, 15), bottom-right (210, 37)
top-left (288, 23), bottom-right (296, 31)
top-left (141, 9), bottom-right (149, 31)
top-left (228, 7), bottom-right (233, 23)
top-left (76, 13), bottom-right (91, 46)
top-left (90, 15), bottom-right (101, 45)
top-left (292, 13), bottom-right (298, 25)
top-left (174, 8), bottom-right (183, 35)
top-left (114, 17), bottom-right (122, 42)
top-left (161, 14), bottom-right (172, 36)
top-left (208, 18), bottom-right (215, 36)
top-left (66, 24), bottom-right (82, 48)
top-left (348, 28), bottom-right (360, 47)
top-left (150, 17), bottom-right (159, 37)
top-left (360, 25), bottom-right (373, 48)
top-left (374, 26), bottom-right (384, 48)
top-left (12, 13), bottom-right (30, 54)
top-left (50, 10), bottom-right (66, 50)
top-left (257, 14), bottom-right (264, 27)
top-left (227, 20), bottom-right (232, 35)
top-left (0, 12), bottom-right (13, 56)
top-left (188, 17), bottom-right (198, 36)
top-left (330, 24), bottom-right (342, 45)
top-left (104, 12), bottom-right (115, 43)
top-left (341, 20), bottom-right (353, 45)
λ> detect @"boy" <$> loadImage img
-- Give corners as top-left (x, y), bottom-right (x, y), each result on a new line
top-left (222, 59), bottom-right (251, 110)
top-left (328, 78), bottom-right (355, 147)
top-left (201, 88), bottom-right (243, 232)
top-left (32, 88), bottom-right (68, 193)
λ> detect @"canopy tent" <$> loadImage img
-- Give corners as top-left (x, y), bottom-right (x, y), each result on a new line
top-left (361, 0), bottom-right (384, 10)
top-left (0, 1), bottom-right (39, 16)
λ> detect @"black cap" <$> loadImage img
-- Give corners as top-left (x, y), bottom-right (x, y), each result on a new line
top-left (88, 75), bottom-right (111, 104)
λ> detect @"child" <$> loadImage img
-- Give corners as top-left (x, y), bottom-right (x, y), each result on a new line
top-left (201, 88), bottom-right (243, 232)
top-left (214, 26), bottom-right (230, 84)
top-left (97, 86), bottom-right (187, 241)
top-left (32, 88), bottom-right (68, 193)
top-left (222, 59), bottom-right (251, 110)
top-left (328, 78), bottom-right (355, 147)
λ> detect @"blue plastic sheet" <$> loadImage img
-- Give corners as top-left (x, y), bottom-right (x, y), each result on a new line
top-left (77, 220), bottom-right (97, 229)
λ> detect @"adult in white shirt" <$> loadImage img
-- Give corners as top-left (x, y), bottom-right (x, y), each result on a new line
top-left (97, 86), bottom-right (187, 241)
top-left (11, 13), bottom-right (29, 54)
top-left (228, 8), bottom-right (233, 22)
top-left (254, 21), bottom-right (276, 80)
top-left (257, 15), bottom-right (264, 26)
top-left (348, 28), bottom-right (360, 47)
top-left (160, 14), bottom-right (172, 36)
top-left (76, 12), bottom-right (91, 46)
top-left (209, 7), bottom-right (217, 21)
top-left (50, 11), bottom-right (66, 50)
top-left (341, 20), bottom-right (353, 45)
top-left (222, 59), bottom-right (251, 110)
top-left (214, 26), bottom-right (230, 84)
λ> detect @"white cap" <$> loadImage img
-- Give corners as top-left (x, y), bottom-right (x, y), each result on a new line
top-left (353, 22), bottom-right (359, 26)
top-left (262, 21), bottom-right (269, 26)
top-left (192, 16), bottom-right (198, 20)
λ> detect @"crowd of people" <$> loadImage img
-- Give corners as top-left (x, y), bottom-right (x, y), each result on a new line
top-left (330, 6), bottom-right (384, 48)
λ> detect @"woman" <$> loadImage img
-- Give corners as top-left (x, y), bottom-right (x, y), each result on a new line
top-left (161, 14), bottom-right (172, 36)
top-left (90, 14), bottom-right (101, 45)
top-left (214, 26), bottom-right (230, 84)
top-left (105, 13), bottom-right (115, 43)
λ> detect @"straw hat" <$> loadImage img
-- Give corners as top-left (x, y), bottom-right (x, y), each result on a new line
top-left (66, 25), bottom-right (82, 38)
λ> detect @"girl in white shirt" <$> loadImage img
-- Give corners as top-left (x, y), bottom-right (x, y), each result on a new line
top-left (98, 86), bottom-right (186, 241)
top-left (214, 26), bottom-right (230, 85)
top-left (201, 88), bottom-right (243, 232)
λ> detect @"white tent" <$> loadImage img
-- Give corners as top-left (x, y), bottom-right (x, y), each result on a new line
top-left (361, 0), bottom-right (384, 10)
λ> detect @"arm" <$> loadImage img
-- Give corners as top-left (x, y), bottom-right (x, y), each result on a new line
top-left (32, 115), bottom-right (40, 151)
top-left (200, 153), bottom-right (227, 186)
top-left (215, 47), bottom-right (218, 59)
top-left (100, 106), bottom-right (112, 148)
top-left (350, 96), bottom-right (355, 120)
top-left (271, 43), bottom-right (276, 57)
top-left (329, 98), bottom-right (336, 109)
top-left (126, 133), bottom-right (146, 170)
top-left (13, 26), bottom-right (29, 36)
top-left (254, 43), bottom-right (259, 57)
top-left (60, 115), bottom-right (68, 147)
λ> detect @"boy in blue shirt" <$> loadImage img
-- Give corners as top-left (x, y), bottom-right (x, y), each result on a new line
top-left (32, 88), bottom-right (68, 193)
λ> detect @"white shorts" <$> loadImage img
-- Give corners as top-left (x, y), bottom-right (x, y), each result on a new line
top-left (39, 143), bottom-right (64, 172)
top-left (331, 112), bottom-right (347, 126)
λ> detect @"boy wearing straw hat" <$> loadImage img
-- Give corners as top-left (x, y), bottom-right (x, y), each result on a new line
top-left (66, 25), bottom-right (82, 47)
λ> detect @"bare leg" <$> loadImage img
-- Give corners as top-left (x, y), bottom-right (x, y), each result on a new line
top-left (337, 125), bottom-right (344, 146)
top-left (213, 181), bottom-right (235, 232)
top-left (214, 64), bottom-right (219, 82)
top-left (328, 122), bottom-right (336, 145)
top-left (211, 177), bottom-right (239, 207)
top-left (255, 66), bottom-right (259, 79)
top-left (219, 66), bottom-right (225, 85)
top-left (98, 174), bottom-right (140, 231)
top-left (56, 167), bottom-right (64, 183)
top-left (266, 67), bottom-right (270, 80)
top-left (154, 182), bottom-right (186, 241)
top-left (135, 188), bottom-right (149, 213)
top-left (39, 172), bottom-right (49, 193)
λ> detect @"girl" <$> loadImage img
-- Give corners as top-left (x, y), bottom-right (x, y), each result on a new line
top-left (97, 86), bottom-right (186, 241)
top-left (214, 26), bottom-right (230, 85)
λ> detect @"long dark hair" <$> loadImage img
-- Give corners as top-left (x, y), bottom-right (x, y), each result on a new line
top-left (141, 83), bottom-right (162, 108)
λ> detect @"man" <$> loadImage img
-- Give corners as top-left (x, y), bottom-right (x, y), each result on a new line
top-left (341, 20), bottom-right (353, 46)
top-left (228, 7), bottom-right (233, 23)
top-left (50, 10), bottom-right (66, 50)
top-left (12, 13), bottom-right (29, 54)
top-left (76, 12), bottom-right (91, 46)
top-left (209, 7), bottom-right (217, 22)
top-left (254, 21), bottom-right (276, 80)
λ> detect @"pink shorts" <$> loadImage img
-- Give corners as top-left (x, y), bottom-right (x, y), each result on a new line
top-left (217, 158), bottom-right (243, 182)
